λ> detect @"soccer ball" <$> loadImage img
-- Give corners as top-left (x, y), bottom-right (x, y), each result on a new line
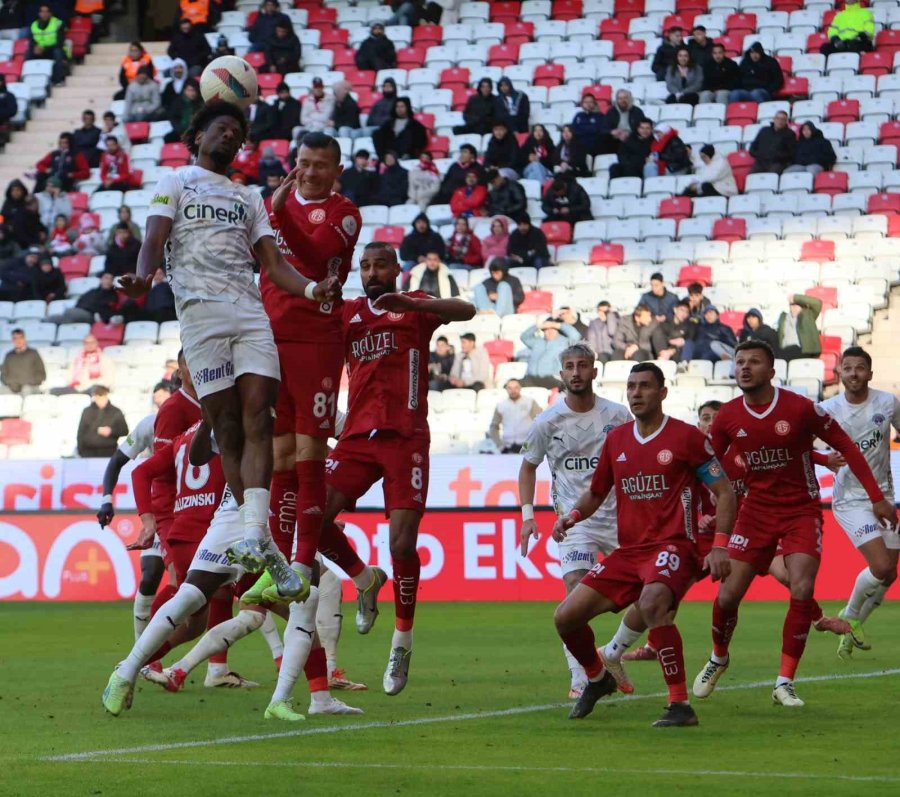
top-left (199, 55), bottom-right (258, 110)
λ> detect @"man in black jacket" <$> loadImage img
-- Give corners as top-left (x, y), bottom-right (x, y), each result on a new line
top-left (454, 77), bottom-right (501, 135)
top-left (654, 300), bottom-right (697, 362)
top-left (47, 272), bottom-right (120, 324)
top-left (248, 0), bottom-right (291, 52)
top-left (270, 82), bottom-right (300, 140)
top-left (700, 43), bottom-right (740, 104)
top-left (340, 150), bottom-right (379, 207)
top-left (507, 213), bottom-right (550, 270)
top-left (264, 20), bottom-right (302, 75)
top-left (121, 267), bottom-right (176, 323)
top-left (0, 74), bottom-right (19, 145)
top-left (0, 328), bottom-right (45, 395)
top-left (730, 41), bottom-right (784, 103)
top-left (249, 96), bottom-right (277, 142)
top-left (400, 213), bottom-right (445, 267)
top-left (77, 386), bottom-right (129, 458)
top-left (541, 177), bottom-right (592, 224)
top-left (0, 248), bottom-right (39, 302)
top-left (688, 26), bottom-right (714, 68)
top-left (72, 109), bottom-right (101, 168)
top-left (610, 119), bottom-right (654, 179)
top-left (485, 169), bottom-right (526, 219)
top-left (104, 223), bottom-right (141, 277)
top-left (355, 23), bottom-right (397, 72)
top-left (435, 144), bottom-right (484, 204)
top-left (749, 110), bottom-right (796, 174)
top-left (598, 89), bottom-right (646, 155)
top-left (167, 17), bottom-right (211, 75)
top-left (652, 26), bottom-right (685, 80)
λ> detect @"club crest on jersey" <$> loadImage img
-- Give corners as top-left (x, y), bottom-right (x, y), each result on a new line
top-left (657, 449), bottom-right (673, 465)
top-left (602, 424), bottom-right (615, 434)
top-left (388, 312), bottom-right (405, 321)
top-left (309, 208), bottom-right (326, 224)
top-left (321, 377), bottom-right (333, 391)
top-left (775, 420), bottom-right (791, 436)
top-left (412, 452), bottom-right (423, 464)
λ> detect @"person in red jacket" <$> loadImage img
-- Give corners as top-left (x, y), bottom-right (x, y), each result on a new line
top-left (446, 216), bottom-right (483, 269)
top-left (449, 170), bottom-right (487, 218)
top-left (34, 132), bottom-right (90, 192)
top-left (98, 135), bottom-right (137, 191)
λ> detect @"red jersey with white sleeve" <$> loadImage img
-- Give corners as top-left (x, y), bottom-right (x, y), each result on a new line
top-left (149, 388), bottom-right (203, 524)
top-left (340, 291), bottom-right (443, 440)
top-left (260, 190), bottom-right (361, 344)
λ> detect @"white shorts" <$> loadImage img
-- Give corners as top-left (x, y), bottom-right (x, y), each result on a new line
top-left (189, 507), bottom-right (246, 584)
top-left (178, 298), bottom-right (280, 399)
top-left (139, 534), bottom-right (162, 560)
top-left (558, 523), bottom-right (617, 576)
top-left (834, 505), bottom-right (900, 550)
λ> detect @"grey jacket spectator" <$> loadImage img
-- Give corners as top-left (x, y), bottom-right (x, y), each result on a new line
top-left (36, 178), bottom-right (72, 229)
top-left (355, 23), bottom-right (397, 72)
top-left (665, 56), bottom-right (704, 102)
top-left (124, 68), bottom-right (161, 122)
top-left (613, 305), bottom-right (659, 361)
top-left (449, 334), bottom-right (492, 390)
top-left (586, 303), bottom-right (619, 361)
top-left (521, 319), bottom-right (581, 380)
top-left (0, 329), bottom-right (45, 394)
top-left (366, 79), bottom-right (397, 129)
top-left (749, 112), bottom-right (796, 174)
top-left (77, 388), bottom-right (129, 458)
top-left (408, 254), bottom-right (460, 298)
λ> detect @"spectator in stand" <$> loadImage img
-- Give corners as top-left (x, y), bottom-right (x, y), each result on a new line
top-left (36, 176), bottom-right (72, 228)
top-left (124, 65), bottom-right (162, 123)
top-left (450, 170), bottom-right (487, 218)
top-left (542, 177), bottom-right (592, 225)
top-left (700, 43), bottom-right (740, 104)
top-left (665, 48), bottom-right (703, 106)
top-left (686, 281), bottom-right (711, 322)
top-left (586, 300), bottom-right (619, 362)
top-left (681, 144), bottom-right (738, 197)
top-left (473, 256), bottom-right (524, 316)
top-left (116, 41), bottom-right (154, 100)
top-left (612, 304), bottom-right (659, 361)
top-left (655, 300), bottom-right (696, 363)
top-left (375, 151), bottom-right (409, 207)
top-left (263, 18), bottom-right (302, 75)
top-left (0, 1), bottom-right (25, 38)
top-left (559, 306), bottom-right (588, 338)
top-left (48, 272), bottom-right (119, 325)
top-left (407, 151), bottom-right (441, 209)
top-left (99, 112), bottom-right (130, 154)
top-left (777, 293), bottom-right (823, 361)
top-left (489, 378), bottom-right (541, 453)
top-left (211, 33), bottom-right (235, 58)
top-left (355, 22), bottom-right (397, 72)
top-left (652, 26), bottom-right (685, 81)
top-left (436, 143), bottom-right (484, 204)
top-left (178, 0), bottom-right (220, 33)
top-left (640, 271), bottom-right (681, 322)
top-left (167, 17), bottom-right (210, 76)
top-left (10, 197), bottom-right (45, 249)
top-left (599, 89), bottom-right (646, 156)
top-left (104, 222), bottom-right (140, 277)
top-left (517, 123), bottom-right (555, 182)
top-left (257, 145), bottom-right (287, 182)
top-left (400, 212), bottom-right (445, 267)
top-left (361, 78), bottom-right (397, 138)
top-left (730, 41), bottom-right (784, 103)
top-left (688, 25), bottom-right (714, 68)
top-left (507, 212), bottom-right (550, 270)
top-left (54, 334), bottom-right (115, 395)
top-left (261, 173), bottom-right (281, 199)
top-left (248, 0), bottom-right (291, 52)
top-left (270, 81), bottom-right (300, 140)
top-left (408, 251), bottom-right (460, 298)
top-left (610, 118), bottom-right (654, 179)
top-left (249, 94), bottom-right (276, 141)
top-left (739, 308), bottom-right (779, 351)
top-left (298, 77), bottom-right (334, 135)
top-left (693, 306), bottom-right (737, 363)
top-left (72, 109), bottom-right (101, 168)
top-left (72, 213), bottom-right (104, 256)
top-left (521, 317), bottom-right (582, 388)
top-left (373, 96), bottom-right (427, 160)
top-left (0, 327), bottom-right (45, 395)
top-left (454, 77), bottom-right (501, 136)
top-left (481, 216), bottom-right (512, 268)
top-left (77, 386), bottom-right (129, 458)
top-left (749, 110), bottom-right (795, 174)
top-left (449, 332), bottom-right (492, 391)
top-left (446, 217), bottom-right (483, 268)
top-left (48, 214), bottom-right (73, 256)
top-left (428, 335), bottom-right (455, 391)
top-left (165, 77), bottom-right (203, 143)
top-left (153, 381), bottom-right (174, 408)
top-left (98, 136), bottom-right (137, 191)
top-left (2, 179), bottom-right (27, 230)
top-left (784, 121), bottom-right (836, 175)
top-left (821, 0), bottom-right (875, 55)
top-left (0, 223), bottom-right (21, 263)
top-left (0, 75), bottom-right (18, 147)
top-left (340, 149), bottom-right (379, 207)
top-left (496, 77), bottom-right (530, 135)
top-left (486, 169), bottom-right (527, 220)
top-left (161, 59), bottom-right (189, 112)
top-left (571, 93), bottom-right (604, 156)
top-left (231, 138), bottom-right (261, 183)
top-left (387, 0), bottom-right (431, 27)
top-left (34, 133), bottom-right (90, 192)
top-left (328, 80), bottom-right (361, 138)
top-left (121, 267), bottom-right (176, 323)
top-left (0, 247), bottom-right (38, 301)
top-left (28, 4), bottom-right (68, 85)
top-left (649, 124), bottom-right (692, 176)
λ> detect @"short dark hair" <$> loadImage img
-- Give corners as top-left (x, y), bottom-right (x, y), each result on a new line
top-left (115, 222), bottom-right (130, 231)
top-left (630, 362), bottom-right (665, 388)
top-left (734, 339), bottom-right (775, 366)
top-left (182, 100), bottom-right (248, 157)
top-left (597, 300), bottom-right (610, 308)
top-left (436, 335), bottom-right (448, 344)
top-left (83, 109), bottom-right (95, 117)
top-left (276, 81), bottom-right (289, 92)
top-left (461, 332), bottom-right (476, 342)
top-left (106, 135), bottom-right (118, 144)
top-left (841, 346), bottom-right (872, 369)
top-left (634, 303), bottom-right (651, 315)
top-left (693, 25), bottom-right (706, 32)
top-left (355, 148), bottom-right (370, 159)
top-left (676, 299), bottom-right (690, 310)
top-left (460, 143), bottom-right (477, 156)
top-left (92, 385), bottom-right (110, 397)
top-left (10, 327), bottom-right (24, 336)
top-left (153, 381), bottom-right (172, 394)
top-left (650, 271), bottom-right (664, 282)
top-left (364, 240), bottom-right (398, 261)
top-left (712, 42), bottom-right (725, 51)
top-left (299, 131), bottom-right (342, 163)
top-left (59, 132), bottom-right (73, 144)
top-left (515, 211), bottom-right (531, 224)
top-left (687, 281), bottom-right (704, 295)
top-left (698, 400), bottom-right (723, 415)
top-left (700, 144), bottom-right (715, 158)
top-left (103, 111), bottom-right (115, 120)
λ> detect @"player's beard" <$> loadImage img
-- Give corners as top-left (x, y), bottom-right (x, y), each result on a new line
top-left (364, 281), bottom-right (394, 300)
top-left (563, 380), bottom-right (591, 396)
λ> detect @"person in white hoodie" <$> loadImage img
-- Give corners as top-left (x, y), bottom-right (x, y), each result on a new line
top-left (298, 77), bottom-right (335, 136)
top-left (680, 144), bottom-right (738, 197)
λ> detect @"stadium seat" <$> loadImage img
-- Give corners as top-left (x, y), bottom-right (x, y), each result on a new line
top-left (90, 321), bottom-right (124, 348)
top-left (541, 221), bottom-right (572, 244)
top-left (659, 196), bottom-right (691, 220)
top-left (805, 285), bottom-right (838, 311)
top-left (867, 193), bottom-right (900, 216)
top-left (58, 255), bottom-right (91, 279)
top-left (677, 264), bottom-right (712, 287)
top-left (813, 171), bottom-right (848, 196)
top-left (373, 226), bottom-right (405, 246)
top-left (712, 217), bottom-right (746, 242)
top-left (518, 290), bottom-right (554, 314)
top-left (800, 240), bottom-right (835, 262)
top-left (589, 243), bottom-right (624, 266)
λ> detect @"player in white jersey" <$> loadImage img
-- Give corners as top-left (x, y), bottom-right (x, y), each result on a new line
top-left (818, 346), bottom-right (900, 658)
top-left (120, 101), bottom-right (340, 602)
top-left (518, 342), bottom-right (632, 698)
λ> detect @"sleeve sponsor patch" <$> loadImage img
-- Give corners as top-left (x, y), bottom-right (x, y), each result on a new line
top-left (151, 193), bottom-right (169, 205)
top-left (342, 215), bottom-right (358, 236)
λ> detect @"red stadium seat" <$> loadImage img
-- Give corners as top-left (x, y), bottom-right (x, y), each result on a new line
top-left (806, 33), bottom-right (828, 53)
top-left (397, 47), bottom-right (426, 68)
top-left (259, 139), bottom-right (290, 159)
top-left (484, 338), bottom-right (514, 363)
top-left (613, 40), bottom-right (646, 63)
top-left (319, 28), bottom-right (348, 49)
top-left (307, 7), bottom-right (337, 29)
top-left (440, 67), bottom-right (470, 89)
top-left (771, 0), bottom-right (803, 10)
top-left (599, 19), bottom-right (629, 42)
top-left (712, 217), bottom-right (746, 242)
top-left (725, 13), bottom-right (757, 34)
top-left (518, 290), bottom-right (554, 314)
top-left (12, 39), bottom-right (27, 57)
top-left (69, 28), bottom-right (90, 59)
top-left (589, 243), bottom-right (624, 266)
top-left (614, 0), bottom-right (645, 22)
top-left (243, 51), bottom-right (266, 70)
top-left (59, 255), bottom-right (91, 278)
top-left (257, 72), bottom-right (282, 96)
top-left (725, 102), bottom-right (758, 126)
top-left (428, 135), bottom-right (449, 158)
top-left (776, 77), bottom-right (808, 99)
top-left (581, 84), bottom-right (612, 110)
top-left (68, 191), bottom-right (89, 212)
top-left (503, 21), bottom-right (534, 46)
top-left (718, 34), bottom-right (745, 58)
top-left (800, 240), bottom-right (835, 263)
top-left (860, 51), bottom-right (892, 76)
top-left (719, 310), bottom-right (744, 334)
top-left (677, 264), bottom-right (712, 287)
top-left (90, 321), bottom-right (124, 348)
top-left (662, 14), bottom-right (697, 33)
top-left (0, 59), bottom-right (22, 80)
top-left (806, 285), bottom-right (838, 310)
top-left (451, 86), bottom-right (476, 111)
top-left (888, 216), bottom-right (900, 237)
top-left (676, 0), bottom-right (708, 11)
top-left (820, 350), bottom-right (839, 385)
top-left (876, 29), bottom-right (900, 55)
top-left (355, 88), bottom-right (375, 111)
top-left (867, 192), bottom-right (900, 216)
top-left (533, 64), bottom-right (564, 87)
top-left (415, 112), bottom-right (435, 133)
top-left (373, 226), bottom-right (405, 246)
top-left (727, 150), bottom-right (754, 191)
top-left (69, 16), bottom-right (93, 33)
top-left (0, 419), bottom-right (31, 446)
top-left (343, 69), bottom-right (375, 90)
top-left (659, 196), bottom-right (692, 220)
top-left (820, 334), bottom-right (842, 359)
top-left (490, 2), bottom-right (522, 22)
top-left (541, 221), bottom-right (572, 245)
top-left (488, 43), bottom-right (520, 67)
top-left (827, 99), bottom-right (859, 124)
top-left (331, 49), bottom-right (357, 70)
top-left (879, 121), bottom-right (900, 147)
top-left (813, 171), bottom-right (848, 196)
top-left (552, 0), bottom-right (583, 20)
top-left (412, 25), bottom-right (443, 46)
top-left (123, 121), bottom-right (149, 143)
top-left (160, 142), bottom-right (190, 167)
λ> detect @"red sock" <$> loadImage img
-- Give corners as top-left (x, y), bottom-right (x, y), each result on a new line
top-left (303, 645), bottom-right (329, 693)
top-left (269, 469), bottom-right (298, 559)
top-left (560, 626), bottom-right (604, 679)
top-left (647, 627), bottom-right (663, 651)
top-left (206, 594), bottom-right (234, 665)
top-left (653, 624), bottom-right (689, 704)
top-left (295, 459), bottom-right (326, 568)
top-left (810, 599), bottom-right (823, 624)
top-left (393, 551), bottom-right (420, 632)
top-left (712, 599), bottom-right (739, 659)
top-left (780, 597), bottom-right (815, 680)
top-left (150, 583), bottom-right (177, 618)
top-left (319, 521), bottom-right (365, 577)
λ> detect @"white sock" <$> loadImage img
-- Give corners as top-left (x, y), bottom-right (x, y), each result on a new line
top-left (775, 675), bottom-right (792, 687)
top-left (844, 567), bottom-right (884, 620)
top-left (118, 584), bottom-right (207, 682)
top-left (316, 566), bottom-right (343, 674)
top-left (351, 565), bottom-right (374, 590)
top-left (206, 662), bottom-right (229, 678)
top-left (310, 689), bottom-right (332, 706)
top-left (133, 593), bottom-right (154, 641)
top-left (859, 583), bottom-right (889, 624)
top-left (710, 652), bottom-right (729, 665)
top-left (602, 618), bottom-right (644, 662)
top-left (391, 628), bottom-right (412, 650)
top-left (270, 587), bottom-right (319, 703)
top-left (259, 611), bottom-right (284, 660)
top-left (562, 642), bottom-right (585, 683)
top-left (171, 609), bottom-right (266, 675)
top-left (242, 488), bottom-right (271, 542)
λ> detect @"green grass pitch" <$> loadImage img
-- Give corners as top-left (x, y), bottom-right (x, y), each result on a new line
top-left (4, 601), bottom-right (900, 796)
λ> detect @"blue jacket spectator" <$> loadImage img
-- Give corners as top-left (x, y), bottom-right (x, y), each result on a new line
top-left (639, 273), bottom-right (681, 322)
top-left (248, 0), bottom-right (291, 52)
top-left (520, 318), bottom-right (582, 387)
top-left (571, 94), bottom-right (604, 153)
top-left (693, 306), bottom-right (738, 362)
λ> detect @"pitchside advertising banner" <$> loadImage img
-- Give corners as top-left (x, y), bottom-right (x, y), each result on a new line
top-left (1, 455), bottom-right (900, 602)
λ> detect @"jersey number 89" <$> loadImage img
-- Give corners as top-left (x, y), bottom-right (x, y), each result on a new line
top-left (655, 550), bottom-right (680, 571)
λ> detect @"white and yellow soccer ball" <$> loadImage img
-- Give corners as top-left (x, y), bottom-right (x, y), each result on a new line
top-left (199, 55), bottom-right (259, 110)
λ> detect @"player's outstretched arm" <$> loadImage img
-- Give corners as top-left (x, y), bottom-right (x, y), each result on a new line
top-left (255, 234), bottom-right (341, 303)
top-left (704, 474), bottom-right (736, 582)
top-left (121, 215), bottom-right (171, 297)
top-left (98, 449), bottom-right (131, 527)
top-left (373, 292), bottom-right (476, 322)
top-left (518, 459), bottom-right (540, 556)
top-left (552, 489), bottom-right (604, 542)
top-left (127, 447), bottom-right (174, 550)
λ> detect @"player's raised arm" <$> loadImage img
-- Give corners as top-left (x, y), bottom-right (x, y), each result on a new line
top-left (254, 234), bottom-right (341, 302)
top-left (373, 291), bottom-right (476, 322)
top-left (127, 445), bottom-right (175, 550)
top-left (121, 214), bottom-right (172, 297)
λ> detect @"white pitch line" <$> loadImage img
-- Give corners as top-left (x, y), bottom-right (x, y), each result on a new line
top-left (44, 667), bottom-right (900, 763)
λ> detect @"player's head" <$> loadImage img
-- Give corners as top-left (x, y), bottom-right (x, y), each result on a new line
top-left (626, 363), bottom-right (667, 420)
top-left (505, 378), bottom-right (522, 399)
top-left (296, 132), bottom-right (343, 200)
top-left (697, 400), bottom-right (722, 435)
top-left (176, 348), bottom-right (197, 396)
top-left (183, 100), bottom-right (248, 168)
top-left (733, 340), bottom-right (775, 392)
top-left (839, 345), bottom-right (872, 395)
top-left (360, 241), bottom-right (400, 299)
top-left (152, 381), bottom-right (173, 408)
top-left (558, 342), bottom-right (597, 397)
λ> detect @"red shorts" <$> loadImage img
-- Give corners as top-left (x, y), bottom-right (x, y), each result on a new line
top-left (160, 538), bottom-right (200, 585)
top-left (326, 431), bottom-right (429, 516)
top-left (728, 509), bottom-right (823, 574)
top-left (274, 340), bottom-right (344, 437)
top-left (581, 540), bottom-right (699, 610)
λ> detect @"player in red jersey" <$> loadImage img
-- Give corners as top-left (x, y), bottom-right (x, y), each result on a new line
top-left (692, 340), bottom-right (895, 707)
top-left (258, 132), bottom-right (361, 595)
top-left (552, 363), bottom-right (736, 727)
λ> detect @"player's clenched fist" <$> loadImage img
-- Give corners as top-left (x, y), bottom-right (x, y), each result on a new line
top-left (126, 513), bottom-right (157, 551)
top-left (118, 273), bottom-right (153, 298)
top-left (704, 546), bottom-right (731, 582)
top-left (97, 502), bottom-right (115, 528)
top-left (552, 510), bottom-right (580, 542)
top-left (313, 276), bottom-right (342, 303)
